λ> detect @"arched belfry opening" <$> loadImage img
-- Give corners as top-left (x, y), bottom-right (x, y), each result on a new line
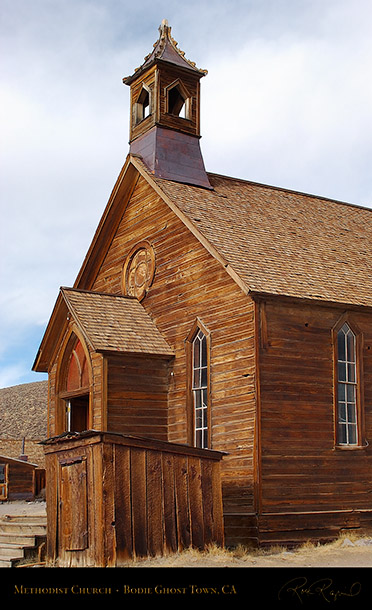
top-left (123, 20), bottom-right (211, 188)
top-left (166, 80), bottom-right (191, 119)
top-left (134, 85), bottom-right (151, 124)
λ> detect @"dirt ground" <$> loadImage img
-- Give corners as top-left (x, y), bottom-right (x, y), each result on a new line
top-left (0, 500), bottom-right (46, 518)
top-left (1, 501), bottom-right (371, 568)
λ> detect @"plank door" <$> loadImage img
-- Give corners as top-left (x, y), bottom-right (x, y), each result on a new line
top-left (0, 464), bottom-right (8, 500)
top-left (59, 457), bottom-right (88, 551)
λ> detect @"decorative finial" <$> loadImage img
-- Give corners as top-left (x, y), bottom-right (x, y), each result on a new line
top-left (159, 19), bottom-right (170, 37)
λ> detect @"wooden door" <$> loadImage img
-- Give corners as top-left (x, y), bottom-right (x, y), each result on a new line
top-left (59, 457), bottom-right (88, 551)
top-left (0, 464), bottom-right (8, 500)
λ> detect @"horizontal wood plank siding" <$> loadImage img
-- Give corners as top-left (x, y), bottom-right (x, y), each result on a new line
top-left (106, 354), bottom-right (169, 441)
top-left (91, 175), bottom-right (257, 518)
top-left (258, 298), bottom-right (372, 525)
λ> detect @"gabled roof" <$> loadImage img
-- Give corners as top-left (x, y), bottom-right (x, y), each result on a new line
top-left (123, 19), bottom-right (207, 85)
top-left (148, 165), bottom-right (372, 308)
top-left (62, 288), bottom-right (174, 356)
top-left (74, 153), bottom-right (372, 310)
top-left (33, 288), bottom-right (174, 372)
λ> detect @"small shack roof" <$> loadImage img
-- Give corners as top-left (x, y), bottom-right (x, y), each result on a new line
top-left (33, 288), bottom-right (174, 372)
top-left (0, 454), bottom-right (38, 468)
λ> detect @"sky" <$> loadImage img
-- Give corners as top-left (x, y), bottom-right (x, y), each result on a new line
top-left (1, 0), bottom-right (372, 388)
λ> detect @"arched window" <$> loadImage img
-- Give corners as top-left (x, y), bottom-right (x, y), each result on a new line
top-left (192, 330), bottom-right (208, 448)
top-left (336, 323), bottom-right (358, 445)
top-left (186, 321), bottom-right (211, 449)
top-left (334, 319), bottom-right (365, 447)
top-left (66, 340), bottom-right (90, 393)
top-left (58, 334), bottom-right (91, 434)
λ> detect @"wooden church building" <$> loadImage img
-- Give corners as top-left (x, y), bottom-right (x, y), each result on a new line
top-left (33, 20), bottom-right (372, 561)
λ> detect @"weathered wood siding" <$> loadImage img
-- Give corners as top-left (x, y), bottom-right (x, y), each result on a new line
top-left (257, 297), bottom-right (372, 542)
top-left (0, 456), bottom-right (36, 501)
top-left (91, 175), bottom-right (257, 532)
top-left (106, 353), bottom-right (170, 440)
top-left (43, 432), bottom-right (224, 567)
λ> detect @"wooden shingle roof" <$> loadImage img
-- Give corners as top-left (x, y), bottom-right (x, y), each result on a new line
top-left (61, 288), bottom-right (174, 357)
top-left (135, 159), bottom-right (372, 309)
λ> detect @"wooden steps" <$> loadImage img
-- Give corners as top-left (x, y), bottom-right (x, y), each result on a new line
top-left (0, 514), bottom-right (47, 567)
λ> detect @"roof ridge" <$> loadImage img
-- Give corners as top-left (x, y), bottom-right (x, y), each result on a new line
top-left (206, 171), bottom-right (372, 212)
top-left (60, 286), bottom-right (138, 301)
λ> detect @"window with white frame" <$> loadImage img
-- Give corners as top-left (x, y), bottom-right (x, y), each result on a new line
top-left (336, 323), bottom-right (358, 445)
top-left (192, 329), bottom-right (208, 448)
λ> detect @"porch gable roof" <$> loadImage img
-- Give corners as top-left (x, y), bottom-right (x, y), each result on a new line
top-left (33, 287), bottom-right (174, 372)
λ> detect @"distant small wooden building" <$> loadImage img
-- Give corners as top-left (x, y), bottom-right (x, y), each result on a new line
top-left (0, 454), bottom-right (41, 501)
top-left (33, 20), bottom-right (372, 557)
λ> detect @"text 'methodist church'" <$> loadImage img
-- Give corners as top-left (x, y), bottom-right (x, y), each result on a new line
top-left (34, 20), bottom-right (372, 556)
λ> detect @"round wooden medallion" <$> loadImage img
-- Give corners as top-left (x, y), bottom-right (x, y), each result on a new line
top-left (122, 242), bottom-right (155, 301)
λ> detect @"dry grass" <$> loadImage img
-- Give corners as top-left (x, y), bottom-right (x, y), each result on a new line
top-left (124, 531), bottom-right (372, 568)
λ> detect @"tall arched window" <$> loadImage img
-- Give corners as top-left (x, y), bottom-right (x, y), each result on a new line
top-left (192, 329), bottom-right (208, 448)
top-left (186, 321), bottom-right (211, 449)
top-left (336, 323), bottom-right (358, 445)
top-left (334, 318), bottom-right (366, 448)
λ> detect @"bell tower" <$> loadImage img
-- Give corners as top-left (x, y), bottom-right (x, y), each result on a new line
top-left (123, 20), bottom-right (211, 188)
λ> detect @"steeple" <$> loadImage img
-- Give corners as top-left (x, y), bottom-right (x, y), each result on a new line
top-left (123, 20), bottom-right (211, 189)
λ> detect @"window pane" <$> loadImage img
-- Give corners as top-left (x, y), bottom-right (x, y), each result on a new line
top-left (202, 407), bottom-right (208, 428)
top-left (194, 390), bottom-right (201, 409)
top-left (201, 366), bottom-right (207, 387)
top-left (193, 337), bottom-right (200, 368)
top-left (347, 332), bottom-right (356, 362)
top-left (338, 423), bottom-right (347, 444)
top-left (337, 330), bottom-right (346, 361)
top-left (195, 409), bottom-right (203, 429)
top-left (348, 424), bottom-right (357, 445)
top-left (338, 362), bottom-right (346, 382)
top-left (338, 401), bottom-right (346, 422)
top-left (347, 384), bottom-right (355, 403)
top-left (347, 403), bottom-right (357, 423)
top-left (193, 368), bottom-right (200, 388)
top-left (338, 384), bottom-right (346, 402)
top-left (203, 429), bottom-right (208, 449)
top-left (195, 429), bottom-right (202, 448)
top-left (347, 363), bottom-right (356, 383)
top-left (201, 335), bottom-right (207, 367)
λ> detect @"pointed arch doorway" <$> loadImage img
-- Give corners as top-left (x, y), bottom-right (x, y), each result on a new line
top-left (57, 331), bottom-right (92, 434)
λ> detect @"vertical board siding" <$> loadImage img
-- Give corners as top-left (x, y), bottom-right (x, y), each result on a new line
top-left (44, 433), bottom-right (224, 566)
